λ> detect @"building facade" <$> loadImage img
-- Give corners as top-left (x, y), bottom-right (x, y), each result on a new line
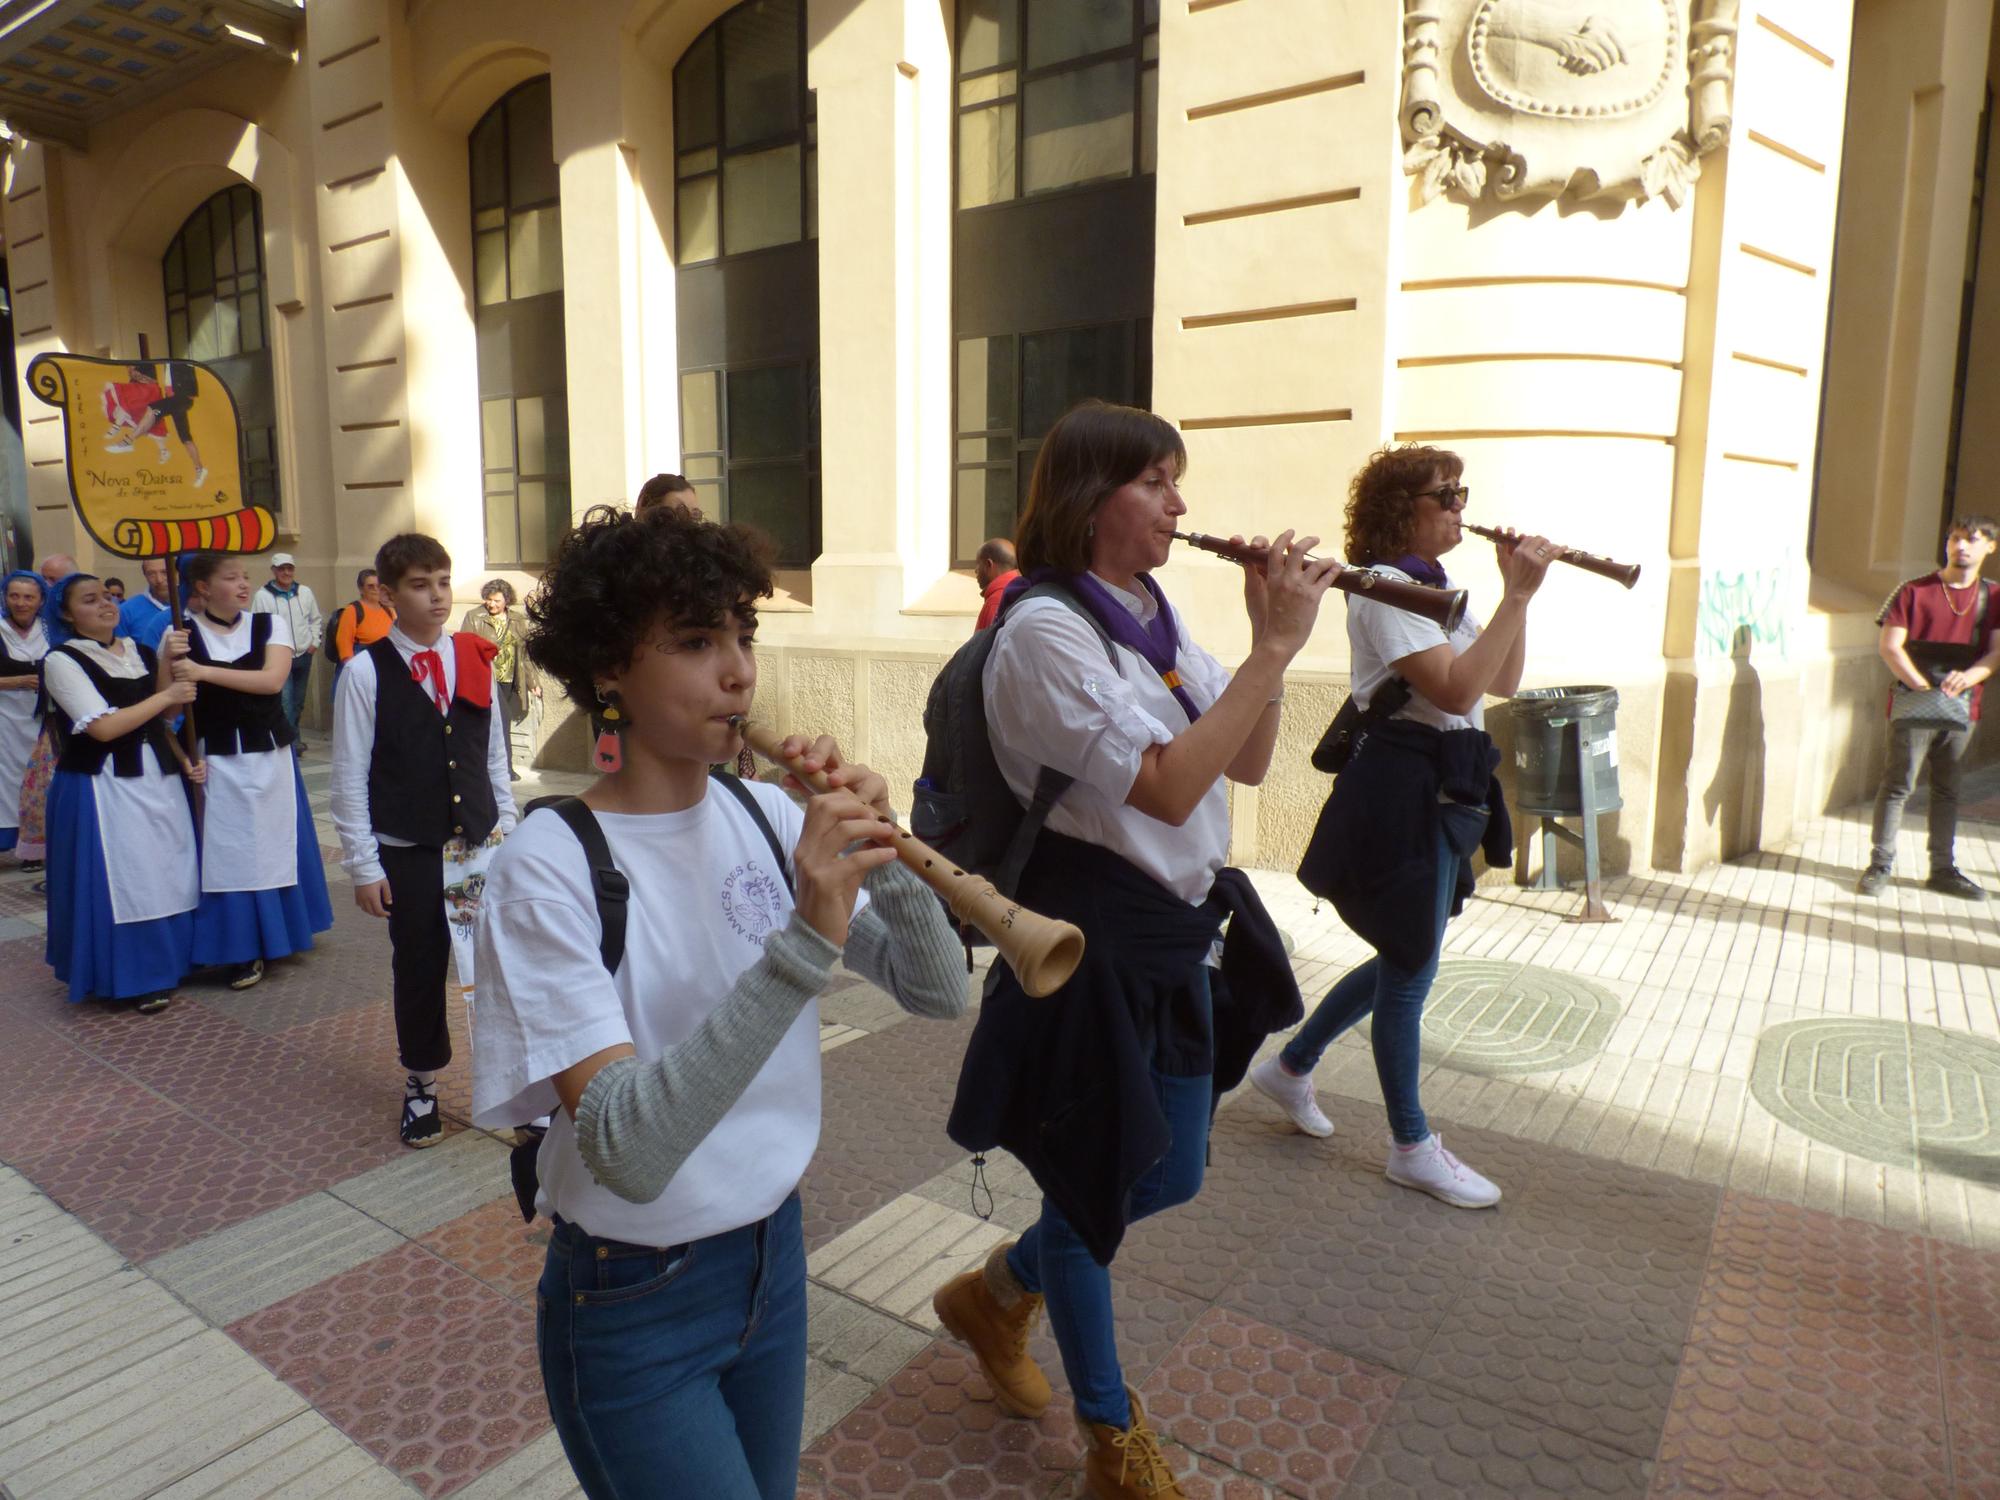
top-left (4, 0), bottom-right (1997, 875)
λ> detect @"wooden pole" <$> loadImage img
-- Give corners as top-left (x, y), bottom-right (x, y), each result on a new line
top-left (138, 334), bottom-right (203, 817)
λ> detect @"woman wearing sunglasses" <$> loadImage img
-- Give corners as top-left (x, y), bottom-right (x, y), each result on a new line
top-left (1252, 445), bottom-right (1554, 1208)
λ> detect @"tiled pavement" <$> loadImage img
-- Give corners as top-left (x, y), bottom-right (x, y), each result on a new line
top-left (3, 745), bottom-right (1999, 1498)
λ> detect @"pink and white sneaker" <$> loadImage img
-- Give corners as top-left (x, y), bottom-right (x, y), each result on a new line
top-left (1249, 1056), bottom-right (1335, 1138)
top-left (1385, 1133), bottom-right (1501, 1208)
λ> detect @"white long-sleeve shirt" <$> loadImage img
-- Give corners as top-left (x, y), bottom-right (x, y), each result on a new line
top-left (252, 582), bottom-right (324, 658)
top-left (330, 623), bottom-right (518, 885)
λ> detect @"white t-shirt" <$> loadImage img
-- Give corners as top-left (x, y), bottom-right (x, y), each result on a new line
top-left (984, 576), bottom-right (1234, 906)
top-left (1347, 566), bottom-right (1487, 731)
top-left (470, 778), bottom-right (867, 1246)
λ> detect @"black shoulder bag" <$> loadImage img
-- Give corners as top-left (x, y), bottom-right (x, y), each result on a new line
top-left (1310, 677), bottom-right (1413, 774)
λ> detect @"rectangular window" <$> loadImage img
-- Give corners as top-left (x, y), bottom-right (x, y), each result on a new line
top-left (722, 0), bottom-right (802, 146)
top-left (958, 0), bottom-right (1019, 72)
top-left (958, 102), bottom-right (1019, 209)
top-left (722, 144), bottom-right (801, 256)
top-left (1023, 58), bottom-right (1135, 195)
top-left (1025, 0), bottom-right (1128, 69)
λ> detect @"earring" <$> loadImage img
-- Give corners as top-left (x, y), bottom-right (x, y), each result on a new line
top-left (592, 689), bottom-right (625, 774)
top-left (1087, 521), bottom-right (1095, 539)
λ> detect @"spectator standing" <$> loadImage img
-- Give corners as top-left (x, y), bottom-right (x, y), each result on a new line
top-left (253, 552), bottom-right (324, 746)
top-left (103, 577), bottom-right (127, 602)
top-left (460, 580), bottom-right (534, 782)
top-left (117, 559), bottom-right (175, 650)
top-left (17, 555), bottom-right (77, 873)
top-left (0, 571), bottom-right (49, 857)
top-left (972, 537), bottom-right (1019, 631)
top-left (1857, 515), bottom-right (2000, 899)
top-left (331, 568), bottom-right (395, 683)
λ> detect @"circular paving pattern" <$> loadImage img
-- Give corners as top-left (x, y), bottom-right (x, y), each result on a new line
top-left (1418, 960), bottom-right (1623, 1076)
top-left (1749, 1018), bottom-right (2000, 1172)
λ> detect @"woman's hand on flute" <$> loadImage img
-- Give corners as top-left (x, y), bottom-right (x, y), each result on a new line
top-left (1250, 530), bottom-right (1340, 661)
top-left (791, 788), bottom-right (899, 948)
top-left (775, 733), bottom-right (896, 822)
top-left (1493, 531), bottom-right (1556, 603)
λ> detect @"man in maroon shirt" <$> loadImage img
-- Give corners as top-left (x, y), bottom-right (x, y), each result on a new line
top-left (973, 537), bottom-right (1020, 632)
top-left (1859, 516), bottom-right (2000, 898)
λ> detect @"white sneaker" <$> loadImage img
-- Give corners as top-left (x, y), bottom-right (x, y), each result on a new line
top-left (104, 440), bottom-right (133, 453)
top-left (1250, 1056), bottom-right (1335, 1138)
top-left (1385, 1133), bottom-right (1501, 1208)
top-left (192, 466), bottom-right (209, 487)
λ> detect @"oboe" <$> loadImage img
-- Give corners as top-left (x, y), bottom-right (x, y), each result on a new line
top-left (1463, 523), bottom-right (1641, 589)
top-left (1171, 531), bottom-right (1468, 632)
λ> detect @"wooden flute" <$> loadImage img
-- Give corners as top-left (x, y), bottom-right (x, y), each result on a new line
top-left (1171, 531), bottom-right (1469, 631)
top-left (1462, 523), bottom-right (1641, 589)
top-left (728, 716), bottom-right (1086, 998)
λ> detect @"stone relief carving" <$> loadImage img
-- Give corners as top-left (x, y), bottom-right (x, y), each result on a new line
top-left (1402, 0), bottom-right (1737, 209)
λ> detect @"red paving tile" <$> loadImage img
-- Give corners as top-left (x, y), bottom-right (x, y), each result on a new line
top-left (229, 1241), bottom-right (546, 1498)
top-left (803, 1340), bottom-right (1083, 1498)
top-left (278, 994), bottom-right (478, 1125)
top-left (1139, 1307), bottom-right (1400, 1500)
top-left (1932, 1239), bottom-right (2000, 1498)
top-left (1650, 1194), bottom-right (1953, 1500)
top-left (12, 1115), bottom-right (316, 1261)
top-left (419, 1196), bottom-right (550, 1306)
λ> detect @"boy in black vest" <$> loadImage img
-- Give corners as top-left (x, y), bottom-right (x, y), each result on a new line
top-left (330, 534), bottom-right (517, 1146)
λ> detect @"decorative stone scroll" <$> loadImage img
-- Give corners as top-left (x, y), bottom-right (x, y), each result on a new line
top-left (1402, 0), bottom-right (1737, 209)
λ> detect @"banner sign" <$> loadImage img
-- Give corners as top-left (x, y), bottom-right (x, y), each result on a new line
top-left (26, 351), bottom-right (275, 559)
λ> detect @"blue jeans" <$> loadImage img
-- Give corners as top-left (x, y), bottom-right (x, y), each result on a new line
top-left (1007, 998), bottom-right (1213, 1428)
top-left (537, 1194), bottom-right (807, 1500)
top-left (279, 652), bottom-right (315, 734)
top-left (1280, 802), bottom-right (1488, 1145)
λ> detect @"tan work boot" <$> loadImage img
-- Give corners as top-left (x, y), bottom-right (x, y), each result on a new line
top-left (1077, 1385), bottom-right (1184, 1499)
top-left (931, 1242), bottom-right (1052, 1417)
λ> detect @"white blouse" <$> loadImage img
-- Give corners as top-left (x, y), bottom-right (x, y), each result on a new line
top-left (983, 575), bottom-right (1234, 906)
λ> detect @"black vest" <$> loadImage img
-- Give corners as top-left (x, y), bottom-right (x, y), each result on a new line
top-left (365, 636), bottom-right (499, 846)
top-left (190, 612), bottom-right (294, 756)
top-left (0, 625), bottom-right (46, 717)
top-left (48, 643), bottom-right (176, 777)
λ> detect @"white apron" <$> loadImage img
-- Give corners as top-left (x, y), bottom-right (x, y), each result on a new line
top-left (0, 619), bottom-right (48, 831)
top-left (191, 613), bottom-right (297, 894)
top-left (45, 640), bottom-right (199, 924)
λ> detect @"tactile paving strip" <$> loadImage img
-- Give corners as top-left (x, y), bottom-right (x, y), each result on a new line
top-left (1422, 960), bottom-right (1623, 1076)
top-left (1748, 1017), bottom-right (2000, 1171)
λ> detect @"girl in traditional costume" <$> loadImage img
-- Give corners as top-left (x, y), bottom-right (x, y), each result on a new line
top-left (175, 553), bottom-right (333, 989)
top-left (42, 574), bottom-right (203, 1012)
top-left (0, 571), bottom-right (49, 854)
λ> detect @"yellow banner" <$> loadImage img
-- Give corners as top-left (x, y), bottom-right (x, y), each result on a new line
top-left (26, 351), bottom-right (274, 560)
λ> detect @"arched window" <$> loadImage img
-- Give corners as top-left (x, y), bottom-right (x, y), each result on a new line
top-left (470, 76), bottom-right (569, 569)
top-left (162, 185), bottom-right (280, 513)
top-left (951, 0), bottom-right (1159, 566)
top-left (674, 0), bottom-right (821, 568)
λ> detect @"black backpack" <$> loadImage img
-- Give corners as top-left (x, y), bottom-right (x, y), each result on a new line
top-left (324, 599), bottom-right (362, 660)
top-left (908, 581), bottom-right (1116, 910)
top-left (506, 771), bottom-right (794, 1222)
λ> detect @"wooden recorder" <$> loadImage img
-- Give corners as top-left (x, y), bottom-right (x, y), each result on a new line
top-left (1171, 531), bottom-right (1469, 631)
top-left (729, 718), bottom-right (1086, 998)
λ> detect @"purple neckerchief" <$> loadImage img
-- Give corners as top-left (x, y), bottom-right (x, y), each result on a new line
top-left (999, 568), bottom-right (1202, 723)
top-left (1388, 553), bottom-right (1449, 588)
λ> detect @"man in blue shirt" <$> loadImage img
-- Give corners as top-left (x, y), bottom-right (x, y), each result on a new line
top-left (117, 557), bottom-right (173, 648)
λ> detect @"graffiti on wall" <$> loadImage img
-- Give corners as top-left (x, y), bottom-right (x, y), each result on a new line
top-left (1697, 559), bottom-right (1797, 661)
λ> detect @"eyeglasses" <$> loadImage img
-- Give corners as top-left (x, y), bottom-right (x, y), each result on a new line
top-left (1415, 483), bottom-right (1470, 510)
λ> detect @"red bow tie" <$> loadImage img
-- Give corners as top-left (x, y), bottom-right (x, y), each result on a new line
top-left (411, 648), bottom-right (449, 714)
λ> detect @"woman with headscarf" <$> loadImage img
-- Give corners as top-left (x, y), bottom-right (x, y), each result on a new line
top-left (0, 571), bottom-right (48, 856)
top-left (41, 573), bottom-right (204, 1011)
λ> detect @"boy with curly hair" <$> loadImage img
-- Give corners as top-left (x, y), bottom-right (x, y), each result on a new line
top-left (330, 533), bottom-right (517, 1147)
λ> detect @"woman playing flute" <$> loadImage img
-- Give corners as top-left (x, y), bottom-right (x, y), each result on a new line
top-left (1252, 445), bottom-right (1553, 1207)
top-left (934, 400), bottom-right (1336, 1500)
top-left (469, 503), bottom-right (967, 1500)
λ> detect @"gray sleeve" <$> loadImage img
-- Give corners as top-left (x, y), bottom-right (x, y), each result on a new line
top-left (840, 860), bottom-right (973, 1020)
top-left (573, 912), bottom-right (840, 1204)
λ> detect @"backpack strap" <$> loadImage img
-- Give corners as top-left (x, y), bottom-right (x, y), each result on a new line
top-left (709, 770), bottom-right (796, 895)
top-left (525, 795), bottom-right (629, 972)
top-left (987, 582), bottom-right (1110, 900)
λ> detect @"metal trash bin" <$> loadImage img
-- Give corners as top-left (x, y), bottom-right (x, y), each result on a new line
top-left (1511, 686), bottom-right (1622, 816)
top-left (1508, 686), bottom-right (1621, 920)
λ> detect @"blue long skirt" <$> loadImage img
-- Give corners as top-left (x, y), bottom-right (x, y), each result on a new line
top-left (46, 770), bottom-right (194, 1002)
top-left (191, 766), bottom-right (334, 967)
